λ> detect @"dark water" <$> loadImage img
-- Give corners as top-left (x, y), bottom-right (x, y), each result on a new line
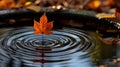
top-left (0, 27), bottom-right (116, 67)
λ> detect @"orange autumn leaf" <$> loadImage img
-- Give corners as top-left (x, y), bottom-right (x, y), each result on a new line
top-left (115, 11), bottom-right (120, 19)
top-left (87, 0), bottom-right (101, 9)
top-left (34, 13), bottom-right (53, 35)
top-left (0, 0), bottom-right (16, 9)
top-left (104, 0), bottom-right (114, 6)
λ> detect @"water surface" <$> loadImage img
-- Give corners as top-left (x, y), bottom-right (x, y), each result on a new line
top-left (0, 27), bottom-right (116, 67)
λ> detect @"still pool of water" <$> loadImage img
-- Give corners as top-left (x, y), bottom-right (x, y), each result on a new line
top-left (0, 27), bottom-right (118, 67)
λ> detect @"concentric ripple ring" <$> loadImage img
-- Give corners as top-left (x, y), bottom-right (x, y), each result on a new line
top-left (0, 27), bottom-right (96, 67)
